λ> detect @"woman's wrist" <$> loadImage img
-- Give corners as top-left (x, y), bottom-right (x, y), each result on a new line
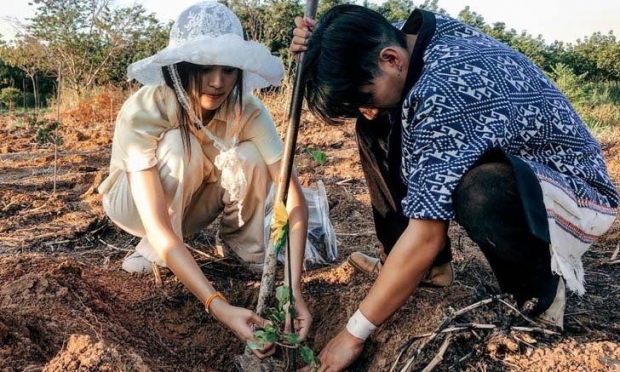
top-left (208, 297), bottom-right (229, 322)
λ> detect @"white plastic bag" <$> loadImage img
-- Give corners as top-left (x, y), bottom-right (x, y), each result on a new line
top-left (264, 180), bottom-right (337, 269)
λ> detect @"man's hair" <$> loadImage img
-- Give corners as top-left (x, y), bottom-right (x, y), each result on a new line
top-left (302, 4), bottom-right (407, 124)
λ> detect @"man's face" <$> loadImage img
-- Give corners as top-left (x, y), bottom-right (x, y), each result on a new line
top-left (358, 69), bottom-right (405, 120)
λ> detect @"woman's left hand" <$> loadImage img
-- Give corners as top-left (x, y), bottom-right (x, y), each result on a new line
top-left (287, 292), bottom-right (313, 341)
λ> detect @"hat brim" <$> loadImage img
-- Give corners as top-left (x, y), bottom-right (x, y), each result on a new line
top-left (127, 34), bottom-right (284, 90)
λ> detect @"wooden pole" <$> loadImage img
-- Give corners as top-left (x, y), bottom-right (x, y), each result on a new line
top-left (255, 0), bottom-right (319, 318)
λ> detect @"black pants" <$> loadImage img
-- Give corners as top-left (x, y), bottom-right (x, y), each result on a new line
top-left (355, 116), bottom-right (558, 312)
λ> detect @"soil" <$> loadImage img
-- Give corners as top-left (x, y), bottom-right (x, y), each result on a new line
top-left (1, 100), bottom-right (619, 372)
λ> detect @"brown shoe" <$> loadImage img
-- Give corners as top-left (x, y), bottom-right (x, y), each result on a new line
top-left (421, 262), bottom-right (454, 287)
top-left (347, 252), bottom-right (454, 287)
top-left (347, 252), bottom-right (383, 275)
top-left (536, 277), bottom-right (566, 330)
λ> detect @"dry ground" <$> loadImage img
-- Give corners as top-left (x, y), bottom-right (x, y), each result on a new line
top-left (1, 93), bottom-right (619, 371)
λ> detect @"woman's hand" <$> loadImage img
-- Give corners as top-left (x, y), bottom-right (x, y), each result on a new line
top-left (290, 16), bottom-right (317, 56)
top-left (287, 292), bottom-right (313, 341)
top-left (210, 299), bottom-right (275, 358)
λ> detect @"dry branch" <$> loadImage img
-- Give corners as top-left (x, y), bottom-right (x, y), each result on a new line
top-left (421, 334), bottom-right (452, 372)
top-left (611, 243), bottom-right (620, 261)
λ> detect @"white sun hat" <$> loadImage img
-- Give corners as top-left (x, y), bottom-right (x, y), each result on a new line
top-left (127, 1), bottom-right (284, 90)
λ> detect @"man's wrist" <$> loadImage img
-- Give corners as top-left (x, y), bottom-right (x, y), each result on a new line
top-left (345, 309), bottom-right (377, 341)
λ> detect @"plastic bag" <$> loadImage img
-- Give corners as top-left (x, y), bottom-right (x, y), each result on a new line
top-left (264, 180), bottom-right (337, 269)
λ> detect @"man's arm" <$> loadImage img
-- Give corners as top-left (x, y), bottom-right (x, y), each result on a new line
top-left (313, 218), bottom-right (448, 372)
top-left (361, 218), bottom-right (448, 324)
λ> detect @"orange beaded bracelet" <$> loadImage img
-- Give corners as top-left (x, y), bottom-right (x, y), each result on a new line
top-left (204, 291), bottom-right (227, 315)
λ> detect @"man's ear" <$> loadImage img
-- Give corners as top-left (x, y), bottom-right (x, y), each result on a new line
top-left (378, 47), bottom-right (403, 70)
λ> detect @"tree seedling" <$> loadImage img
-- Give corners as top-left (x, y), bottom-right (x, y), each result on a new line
top-left (248, 285), bottom-right (320, 371)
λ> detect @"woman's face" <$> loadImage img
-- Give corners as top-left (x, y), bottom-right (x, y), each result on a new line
top-left (199, 65), bottom-right (239, 111)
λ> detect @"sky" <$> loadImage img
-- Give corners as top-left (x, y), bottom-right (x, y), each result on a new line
top-left (1, 0), bottom-right (619, 44)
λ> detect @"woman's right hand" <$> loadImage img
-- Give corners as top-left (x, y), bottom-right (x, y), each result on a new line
top-left (290, 16), bottom-right (317, 57)
top-left (210, 299), bottom-right (275, 358)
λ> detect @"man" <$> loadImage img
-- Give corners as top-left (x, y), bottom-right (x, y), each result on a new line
top-left (291, 5), bottom-right (618, 371)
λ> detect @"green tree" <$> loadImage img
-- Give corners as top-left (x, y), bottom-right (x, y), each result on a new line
top-left (458, 6), bottom-right (486, 29)
top-left (0, 36), bottom-right (48, 113)
top-left (369, 0), bottom-right (413, 23)
top-left (27, 0), bottom-right (169, 93)
top-left (1, 87), bottom-right (21, 112)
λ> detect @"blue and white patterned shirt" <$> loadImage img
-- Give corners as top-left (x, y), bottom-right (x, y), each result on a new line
top-left (399, 10), bottom-right (618, 220)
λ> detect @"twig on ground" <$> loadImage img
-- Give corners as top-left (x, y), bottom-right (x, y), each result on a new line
top-left (421, 334), bottom-right (452, 372)
top-left (408, 323), bottom-right (496, 339)
top-left (334, 231), bottom-right (376, 236)
top-left (390, 342), bottom-right (413, 372)
top-left (185, 244), bottom-right (218, 260)
top-left (511, 326), bottom-right (559, 335)
top-left (398, 298), bottom-right (497, 372)
top-left (496, 298), bottom-right (538, 326)
top-left (450, 297), bottom-right (495, 317)
top-left (89, 223), bottom-right (108, 235)
top-left (44, 239), bottom-right (74, 246)
top-left (335, 178), bottom-right (354, 185)
top-left (152, 262), bottom-right (162, 287)
top-left (97, 238), bottom-right (132, 252)
top-left (611, 243), bottom-right (620, 261)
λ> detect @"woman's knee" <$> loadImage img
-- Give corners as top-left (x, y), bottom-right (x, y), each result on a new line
top-left (236, 142), bottom-right (268, 172)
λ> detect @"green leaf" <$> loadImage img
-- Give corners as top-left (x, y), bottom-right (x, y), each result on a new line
top-left (266, 307), bottom-right (284, 323)
top-left (275, 285), bottom-right (290, 310)
top-left (263, 322), bottom-right (278, 334)
top-left (246, 340), bottom-right (263, 350)
top-left (283, 332), bottom-right (300, 345)
top-left (254, 330), bottom-right (278, 344)
top-left (310, 150), bottom-right (327, 165)
top-left (300, 346), bottom-right (316, 364)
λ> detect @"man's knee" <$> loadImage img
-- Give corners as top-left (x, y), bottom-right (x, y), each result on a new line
top-left (453, 162), bottom-right (516, 224)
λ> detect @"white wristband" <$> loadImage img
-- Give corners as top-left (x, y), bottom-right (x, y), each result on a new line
top-left (346, 309), bottom-right (377, 340)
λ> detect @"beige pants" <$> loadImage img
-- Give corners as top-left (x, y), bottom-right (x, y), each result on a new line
top-left (101, 129), bottom-right (272, 266)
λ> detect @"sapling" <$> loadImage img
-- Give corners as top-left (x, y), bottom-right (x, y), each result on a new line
top-left (248, 285), bottom-right (320, 371)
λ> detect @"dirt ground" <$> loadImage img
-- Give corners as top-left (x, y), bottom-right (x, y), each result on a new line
top-left (1, 97), bottom-right (620, 372)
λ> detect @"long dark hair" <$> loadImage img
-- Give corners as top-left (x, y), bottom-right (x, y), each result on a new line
top-left (162, 62), bottom-right (244, 157)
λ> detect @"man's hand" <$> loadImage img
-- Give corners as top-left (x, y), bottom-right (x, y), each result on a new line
top-left (210, 299), bottom-right (275, 358)
top-left (290, 16), bottom-right (317, 57)
top-left (300, 329), bottom-right (365, 372)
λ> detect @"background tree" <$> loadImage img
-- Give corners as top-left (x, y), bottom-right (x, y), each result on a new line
top-left (0, 36), bottom-right (48, 113)
top-left (27, 0), bottom-right (169, 94)
top-left (1, 87), bottom-right (21, 112)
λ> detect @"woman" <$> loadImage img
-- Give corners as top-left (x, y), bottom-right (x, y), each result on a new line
top-left (98, 1), bottom-right (311, 356)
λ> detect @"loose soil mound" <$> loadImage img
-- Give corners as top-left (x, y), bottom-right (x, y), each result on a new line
top-left (1, 104), bottom-right (619, 371)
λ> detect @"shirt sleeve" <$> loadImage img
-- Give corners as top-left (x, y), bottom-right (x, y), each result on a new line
top-left (400, 81), bottom-right (510, 220)
top-left (238, 95), bottom-right (283, 165)
top-left (113, 85), bottom-right (177, 172)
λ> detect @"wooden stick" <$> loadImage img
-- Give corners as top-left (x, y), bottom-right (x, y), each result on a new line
top-left (421, 334), bottom-right (452, 372)
top-left (184, 244), bottom-right (218, 260)
top-left (511, 326), bottom-right (560, 335)
top-left (496, 298), bottom-right (538, 326)
top-left (611, 243), bottom-right (620, 261)
top-left (406, 323), bottom-right (496, 339)
top-left (152, 262), bottom-right (162, 287)
top-left (97, 238), bottom-right (131, 252)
